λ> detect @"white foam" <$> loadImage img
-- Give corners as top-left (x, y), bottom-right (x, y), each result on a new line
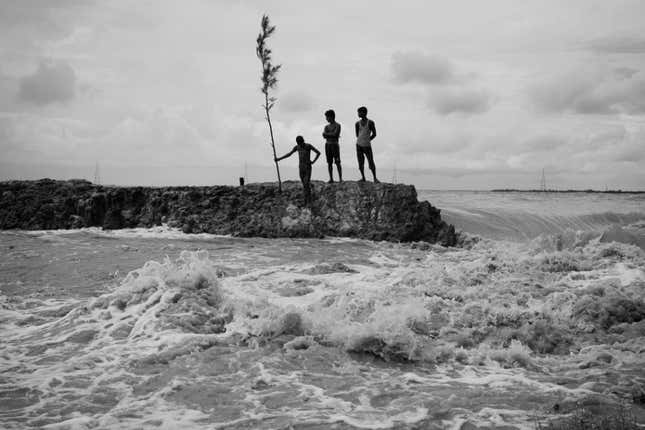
top-left (21, 225), bottom-right (231, 241)
top-left (3, 229), bottom-right (645, 428)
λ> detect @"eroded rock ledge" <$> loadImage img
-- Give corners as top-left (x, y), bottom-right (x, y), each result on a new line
top-left (0, 179), bottom-right (457, 245)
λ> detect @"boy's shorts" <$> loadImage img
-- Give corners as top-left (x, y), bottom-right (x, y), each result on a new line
top-left (325, 143), bottom-right (341, 164)
top-left (356, 144), bottom-right (375, 170)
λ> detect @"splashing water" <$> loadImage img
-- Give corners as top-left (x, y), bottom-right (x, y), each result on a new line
top-left (1, 191), bottom-right (644, 429)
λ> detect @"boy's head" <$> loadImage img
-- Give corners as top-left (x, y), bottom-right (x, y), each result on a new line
top-left (296, 135), bottom-right (305, 145)
top-left (325, 109), bottom-right (335, 122)
top-left (357, 106), bottom-right (368, 118)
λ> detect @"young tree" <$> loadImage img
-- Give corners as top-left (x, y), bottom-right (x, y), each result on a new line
top-left (256, 14), bottom-right (283, 191)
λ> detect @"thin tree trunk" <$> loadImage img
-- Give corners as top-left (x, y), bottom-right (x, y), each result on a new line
top-left (265, 93), bottom-right (282, 192)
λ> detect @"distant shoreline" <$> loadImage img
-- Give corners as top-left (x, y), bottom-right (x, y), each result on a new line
top-left (491, 189), bottom-right (645, 194)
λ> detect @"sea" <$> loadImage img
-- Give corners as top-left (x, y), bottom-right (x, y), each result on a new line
top-left (1, 190), bottom-right (644, 429)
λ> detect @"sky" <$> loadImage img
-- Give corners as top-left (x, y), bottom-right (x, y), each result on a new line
top-left (0, 0), bottom-right (644, 190)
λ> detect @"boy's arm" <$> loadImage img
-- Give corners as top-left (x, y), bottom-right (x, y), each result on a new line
top-left (310, 145), bottom-right (321, 164)
top-left (369, 120), bottom-right (377, 140)
top-left (275, 147), bottom-right (296, 162)
top-left (331, 123), bottom-right (341, 139)
top-left (355, 122), bottom-right (359, 137)
top-left (323, 124), bottom-right (340, 139)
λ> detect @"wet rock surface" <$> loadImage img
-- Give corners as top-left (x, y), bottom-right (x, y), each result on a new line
top-left (0, 179), bottom-right (457, 245)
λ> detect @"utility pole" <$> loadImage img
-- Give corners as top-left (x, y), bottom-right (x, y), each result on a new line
top-left (94, 162), bottom-right (101, 185)
top-left (539, 168), bottom-right (546, 192)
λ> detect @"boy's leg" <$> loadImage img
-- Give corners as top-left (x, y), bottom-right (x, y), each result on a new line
top-left (334, 145), bottom-right (342, 182)
top-left (299, 165), bottom-right (308, 203)
top-left (306, 166), bottom-right (313, 203)
top-left (300, 164), bottom-right (312, 203)
top-left (356, 145), bottom-right (366, 181)
top-left (325, 144), bottom-right (334, 182)
top-left (366, 147), bottom-right (378, 183)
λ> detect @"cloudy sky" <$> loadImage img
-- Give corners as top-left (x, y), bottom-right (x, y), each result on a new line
top-left (1, 0), bottom-right (644, 189)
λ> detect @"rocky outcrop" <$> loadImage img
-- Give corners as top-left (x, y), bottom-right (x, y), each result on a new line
top-left (0, 179), bottom-right (457, 245)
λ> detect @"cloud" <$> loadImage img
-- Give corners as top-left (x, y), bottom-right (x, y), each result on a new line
top-left (427, 88), bottom-right (491, 115)
top-left (587, 36), bottom-right (645, 54)
top-left (612, 145), bottom-right (645, 162)
top-left (277, 90), bottom-right (315, 113)
top-left (588, 127), bottom-right (626, 149)
top-left (391, 52), bottom-right (456, 85)
top-left (614, 67), bottom-right (639, 79)
top-left (522, 135), bottom-right (566, 152)
top-left (389, 51), bottom-right (493, 115)
top-left (18, 60), bottom-right (77, 105)
top-left (595, 127), bottom-right (645, 163)
top-left (0, 107), bottom-right (212, 167)
top-left (530, 70), bottom-right (645, 115)
top-left (98, 108), bottom-right (207, 162)
top-left (0, 112), bottom-right (90, 164)
top-left (397, 134), bottom-right (471, 156)
top-left (0, 0), bottom-right (95, 57)
top-left (0, 1), bottom-right (86, 31)
top-left (399, 164), bottom-right (567, 179)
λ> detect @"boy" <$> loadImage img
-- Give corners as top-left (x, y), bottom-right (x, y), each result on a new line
top-left (322, 109), bottom-right (342, 183)
top-left (355, 106), bottom-right (378, 183)
top-left (275, 136), bottom-right (320, 203)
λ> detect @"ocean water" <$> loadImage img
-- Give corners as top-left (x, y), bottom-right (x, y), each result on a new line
top-left (1, 191), bottom-right (644, 429)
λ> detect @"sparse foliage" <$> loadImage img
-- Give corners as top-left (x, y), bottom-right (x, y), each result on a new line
top-left (256, 14), bottom-right (282, 191)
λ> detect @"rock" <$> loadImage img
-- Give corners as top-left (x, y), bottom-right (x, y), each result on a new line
top-left (283, 336), bottom-right (315, 351)
top-left (305, 262), bottom-right (357, 274)
top-left (103, 208), bottom-right (124, 230)
top-left (276, 285), bottom-right (315, 297)
top-left (69, 214), bottom-right (85, 229)
top-left (251, 379), bottom-right (271, 390)
top-left (0, 179), bottom-right (457, 245)
top-left (348, 335), bottom-right (415, 362)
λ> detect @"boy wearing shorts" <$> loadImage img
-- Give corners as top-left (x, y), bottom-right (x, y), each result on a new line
top-left (275, 135), bottom-right (321, 203)
top-left (322, 109), bottom-right (342, 183)
top-left (355, 106), bottom-right (378, 183)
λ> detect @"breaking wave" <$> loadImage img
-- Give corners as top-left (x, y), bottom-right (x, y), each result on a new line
top-left (3, 232), bottom-right (644, 428)
top-left (443, 208), bottom-right (645, 243)
top-left (419, 190), bottom-right (645, 244)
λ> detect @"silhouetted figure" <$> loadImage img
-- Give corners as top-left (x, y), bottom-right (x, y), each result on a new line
top-left (355, 106), bottom-right (378, 183)
top-left (322, 109), bottom-right (342, 183)
top-left (275, 136), bottom-right (321, 203)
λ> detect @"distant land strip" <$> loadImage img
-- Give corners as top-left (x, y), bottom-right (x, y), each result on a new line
top-left (491, 189), bottom-right (645, 194)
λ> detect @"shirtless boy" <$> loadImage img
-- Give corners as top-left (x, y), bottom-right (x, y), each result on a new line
top-left (322, 109), bottom-right (342, 183)
top-left (275, 135), bottom-right (321, 203)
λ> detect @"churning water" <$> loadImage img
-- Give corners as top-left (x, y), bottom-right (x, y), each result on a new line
top-left (1, 191), bottom-right (644, 429)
